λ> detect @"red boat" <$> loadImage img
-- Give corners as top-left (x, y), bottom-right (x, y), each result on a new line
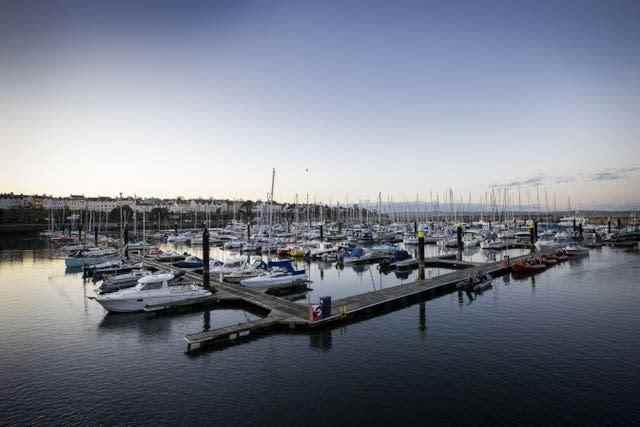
top-left (541, 256), bottom-right (558, 266)
top-left (512, 260), bottom-right (547, 274)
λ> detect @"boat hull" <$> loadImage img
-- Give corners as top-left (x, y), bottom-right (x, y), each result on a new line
top-left (96, 290), bottom-right (211, 313)
top-left (240, 273), bottom-right (306, 289)
top-left (65, 255), bottom-right (119, 268)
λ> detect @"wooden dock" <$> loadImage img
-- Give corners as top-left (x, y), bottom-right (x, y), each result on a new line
top-left (134, 253), bottom-right (531, 352)
top-left (390, 255), bottom-right (485, 270)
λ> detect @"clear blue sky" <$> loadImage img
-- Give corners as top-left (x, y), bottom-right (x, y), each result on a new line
top-left (2, 1), bottom-right (639, 208)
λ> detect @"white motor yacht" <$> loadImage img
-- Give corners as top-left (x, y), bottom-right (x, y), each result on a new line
top-left (94, 272), bottom-right (210, 313)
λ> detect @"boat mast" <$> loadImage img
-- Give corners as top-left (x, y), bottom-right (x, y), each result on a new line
top-left (269, 168), bottom-right (275, 236)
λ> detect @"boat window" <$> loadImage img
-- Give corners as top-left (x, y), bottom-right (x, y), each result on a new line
top-left (140, 281), bottom-right (163, 291)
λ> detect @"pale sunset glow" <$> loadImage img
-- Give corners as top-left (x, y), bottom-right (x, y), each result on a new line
top-left (2, 1), bottom-right (639, 207)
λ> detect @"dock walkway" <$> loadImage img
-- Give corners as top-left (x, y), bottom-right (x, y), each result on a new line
top-left (135, 253), bottom-right (531, 351)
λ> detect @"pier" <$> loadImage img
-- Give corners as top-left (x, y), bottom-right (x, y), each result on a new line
top-left (134, 253), bottom-right (530, 352)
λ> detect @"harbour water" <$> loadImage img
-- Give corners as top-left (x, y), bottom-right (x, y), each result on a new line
top-left (1, 237), bottom-right (640, 425)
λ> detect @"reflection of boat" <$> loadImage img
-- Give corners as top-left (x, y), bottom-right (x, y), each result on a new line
top-left (394, 270), bottom-right (411, 280)
top-left (240, 261), bottom-right (306, 289)
top-left (457, 273), bottom-right (493, 292)
top-left (378, 250), bottom-right (412, 270)
top-left (94, 272), bottom-right (210, 313)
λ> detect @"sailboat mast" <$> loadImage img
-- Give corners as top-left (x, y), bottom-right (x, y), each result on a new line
top-left (269, 168), bottom-right (275, 235)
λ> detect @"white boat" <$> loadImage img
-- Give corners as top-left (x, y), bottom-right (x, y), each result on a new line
top-left (65, 248), bottom-right (119, 268)
top-left (403, 235), bottom-right (419, 245)
top-left (98, 270), bottom-right (152, 293)
top-left (223, 260), bottom-right (268, 284)
top-left (240, 268), bottom-right (306, 289)
top-left (307, 242), bottom-right (337, 259)
top-left (464, 236), bottom-right (483, 248)
top-left (480, 239), bottom-right (507, 250)
top-left (564, 244), bottom-right (589, 257)
top-left (94, 273), bottom-right (210, 313)
top-left (442, 237), bottom-right (459, 248)
top-left (370, 243), bottom-right (398, 254)
top-left (424, 233), bottom-right (447, 244)
top-left (190, 235), bottom-right (204, 245)
top-left (211, 258), bottom-right (246, 275)
top-left (535, 232), bottom-right (573, 251)
top-left (167, 233), bottom-right (192, 244)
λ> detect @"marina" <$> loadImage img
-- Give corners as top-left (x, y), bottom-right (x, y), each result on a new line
top-left (3, 1), bottom-right (640, 424)
top-left (31, 210), bottom-right (635, 353)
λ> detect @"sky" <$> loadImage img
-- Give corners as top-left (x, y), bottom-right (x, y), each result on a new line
top-left (2, 0), bottom-right (639, 208)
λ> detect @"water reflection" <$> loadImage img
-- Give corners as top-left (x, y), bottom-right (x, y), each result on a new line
top-left (203, 310), bottom-right (211, 331)
top-left (309, 330), bottom-right (332, 352)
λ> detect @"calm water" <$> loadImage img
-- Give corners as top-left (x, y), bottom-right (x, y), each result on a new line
top-left (1, 238), bottom-right (640, 426)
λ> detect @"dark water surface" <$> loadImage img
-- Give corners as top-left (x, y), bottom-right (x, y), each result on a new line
top-left (1, 238), bottom-right (640, 426)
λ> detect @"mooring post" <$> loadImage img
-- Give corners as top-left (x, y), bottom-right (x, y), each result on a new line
top-left (174, 222), bottom-right (178, 235)
top-left (247, 222), bottom-right (251, 241)
top-left (417, 228), bottom-right (426, 277)
top-left (124, 228), bottom-right (129, 260)
top-left (320, 224), bottom-right (324, 241)
top-left (94, 226), bottom-right (98, 246)
top-left (533, 220), bottom-right (538, 243)
top-left (488, 220), bottom-right (492, 231)
top-left (202, 225), bottom-right (211, 289)
top-left (414, 221), bottom-right (418, 235)
top-left (573, 218), bottom-right (577, 234)
top-left (456, 225), bottom-right (463, 261)
top-left (530, 223), bottom-right (535, 245)
top-left (617, 218), bottom-right (622, 230)
top-left (203, 310), bottom-right (211, 331)
top-left (608, 219), bottom-right (611, 234)
top-left (578, 223), bottom-right (583, 241)
top-left (78, 217), bottom-right (82, 242)
top-left (418, 226), bottom-right (425, 264)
